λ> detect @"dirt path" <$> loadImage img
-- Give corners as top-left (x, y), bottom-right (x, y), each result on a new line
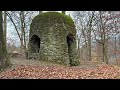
top-left (10, 57), bottom-right (61, 66)
top-left (8, 57), bottom-right (63, 70)
top-left (9, 57), bottom-right (103, 69)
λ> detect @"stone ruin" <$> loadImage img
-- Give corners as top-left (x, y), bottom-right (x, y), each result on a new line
top-left (28, 12), bottom-right (79, 66)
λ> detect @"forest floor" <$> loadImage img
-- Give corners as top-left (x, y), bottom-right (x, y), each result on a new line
top-left (0, 56), bottom-right (120, 79)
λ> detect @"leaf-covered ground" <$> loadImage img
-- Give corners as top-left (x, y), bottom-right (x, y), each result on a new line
top-left (0, 64), bottom-right (120, 79)
top-left (0, 57), bottom-right (120, 79)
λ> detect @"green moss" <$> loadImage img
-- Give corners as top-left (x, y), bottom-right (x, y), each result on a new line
top-left (32, 12), bottom-right (74, 27)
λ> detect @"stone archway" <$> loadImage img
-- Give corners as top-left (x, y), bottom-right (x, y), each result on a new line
top-left (30, 35), bottom-right (40, 53)
top-left (67, 33), bottom-right (74, 65)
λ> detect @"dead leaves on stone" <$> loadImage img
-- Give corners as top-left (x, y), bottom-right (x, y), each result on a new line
top-left (0, 64), bottom-right (120, 79)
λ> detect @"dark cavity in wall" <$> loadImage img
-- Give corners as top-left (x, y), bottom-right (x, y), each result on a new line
top-left (30, 35), bottom-right (40, 53)
top-left (67, 33), bottom-right (74, 65)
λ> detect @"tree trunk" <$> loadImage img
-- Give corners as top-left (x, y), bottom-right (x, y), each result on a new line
top-left (102, 42), bottom-right (108, 64)
top-left (20, 11), bottom-right (25, 54)
top-left (119, 35), bottom-right (120, 63)
top-left (102, 29), bottom-right (108, 64)
top-left (24, 30), bottom-right (26, 50)
top-left (102, 43), bottom-right (105, 62)
top-left (3, 11), bottom-right (7, 45)
top-left (39, 11), bottom-right (42, 15)
top-left (105, 44), bottom-right (108, 64)
top-left (77, 35), bottom-right (80, 61)
top-left (62, 11), bottom-right (65, 14)
top-left (115, 35), bottom-right (117, 64)
top-left (20, 29), bottom-right (24, 49)
top-left (81, 28), bottom-right (88, 61)
top-left (20, 11), bottom-right (28, 57)
top-left (99, 11), bottom-right (108, 64)
top-left (88, 28), bottom-right (91, 61)
top-left (0, 11), bottom-right (10, 69)
top-left (88, 11), bottom-right (94, 61)
top-left (119, 35), bottom-right (120, 54)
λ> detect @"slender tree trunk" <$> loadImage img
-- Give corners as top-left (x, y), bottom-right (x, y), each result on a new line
top-left (81, 28), bottom-right (88, 60)
top-left (119, 35), bottom-right (120, 54)
top-left (20, 11), bottom-right (27, 57)
top-left (20, 11), bottom-right (24, 54)
top-left (118, 35), bottom-right (120, 63)
top-left (77, 35), bottom-right (80, 61)
top-left (24, 31), bottom-right (26, 50)
top-left (80, 47), bottom-right (83, 60)
top-left (102, 43), bottom-right (105, 62)
top-left (3, 11), bottom-right (7, 45)
top-left (88, 30), bottom-right (91, 61)
top-left (99, 11), bottom-right (108, 64)
top-left (118, 34), bottom-right (120, 60)
top-left (102, 29), bottom-right (105, 63)
top-left (88, 12), bottom-right (94, 61)
top-left (105, 44), bottom-right (108, 64)
top-left (62, 11), bottom-right (65, 14)
top-left (85, 41), bottom-right (88, 61)
top-left (97, 43), bottom-right (102, 61)
top-left (20, 30), bottom-right (24, 49)
top-left (39, 11), bottom-right (42, 15)
top-left (0, 11), bottom-right (9, 68)
top-left (115, 35), bottom-right (117, 64)
top-left (88, 27), bottom-right (92, 61)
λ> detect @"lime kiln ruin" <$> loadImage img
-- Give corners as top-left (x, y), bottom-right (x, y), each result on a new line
top-left (28, 12), bottom-right (79, 66)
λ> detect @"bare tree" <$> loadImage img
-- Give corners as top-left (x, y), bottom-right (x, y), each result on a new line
top-left (73, 11), bottom-right (96, 62)
top-left (0, 11), bottom-right (10, 69)
top-left (93, 11), bottom-right (120, 64)
top-left (73, 11), bottom-right (88, 61)
top-left (87, 11), bottom-right (95, 61)
top-left (3, 11), bottom-right (7, 45)
top-left (93, 11), bottom-right (109, 63)
top-left (72, 11), bottom-right (120, 64)
top-left (6, 11), bottom-right (35, 55)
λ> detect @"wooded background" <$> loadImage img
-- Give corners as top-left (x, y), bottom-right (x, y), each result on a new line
top-left (2, 11), bottom-right (120, 65)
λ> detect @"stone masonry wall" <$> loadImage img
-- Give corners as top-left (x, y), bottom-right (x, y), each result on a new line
top-left (28, 12), bottom-right (79, 66)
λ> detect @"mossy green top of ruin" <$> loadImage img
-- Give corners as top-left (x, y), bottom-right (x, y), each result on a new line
top-left (31, 12), bottom-right (75, 28)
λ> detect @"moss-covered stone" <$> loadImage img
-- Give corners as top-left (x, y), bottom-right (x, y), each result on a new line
top-left (28, 12), bottom-right (80, 66)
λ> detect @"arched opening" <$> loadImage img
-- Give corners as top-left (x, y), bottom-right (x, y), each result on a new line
top-left (67, 34), bottom-right (74, 65)
top-left (30, 35), bottom-right (40, 53)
